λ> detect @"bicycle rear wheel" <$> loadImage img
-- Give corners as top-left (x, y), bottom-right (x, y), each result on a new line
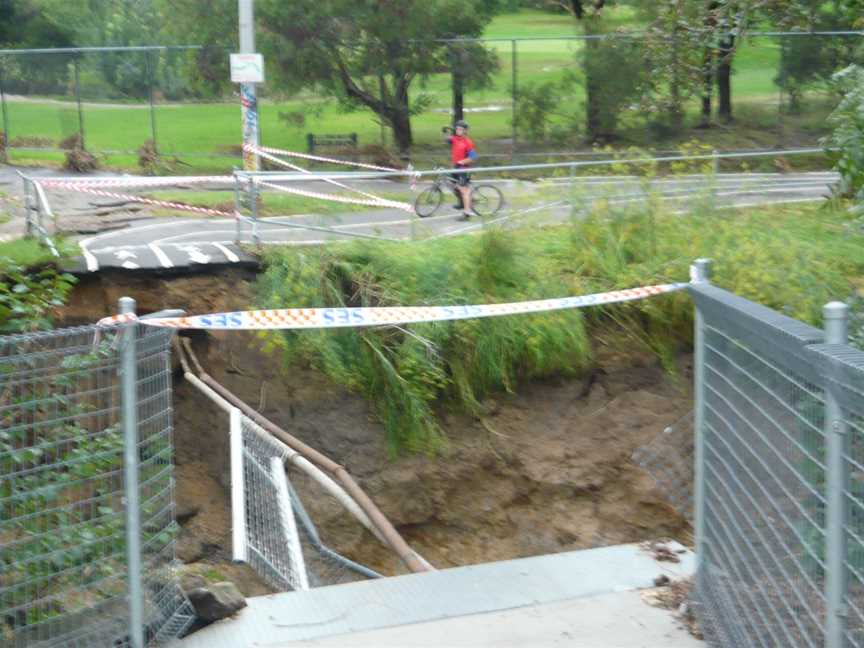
top-left (470, 184), bottom-right (504, 217)
top-left (414, 186), bottom-right (443, 218)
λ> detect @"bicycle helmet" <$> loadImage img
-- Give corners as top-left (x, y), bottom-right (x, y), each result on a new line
top-left (455, 120), bottom-right (469, 129)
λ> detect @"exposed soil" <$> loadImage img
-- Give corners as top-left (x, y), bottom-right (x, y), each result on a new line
top-left (62, 268), bottom-right (692, 588)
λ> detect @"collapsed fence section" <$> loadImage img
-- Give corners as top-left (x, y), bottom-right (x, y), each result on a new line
top-left (0, 321), bottom-right (193, 647)
top-left (229, 408), bottom-right (384, 590)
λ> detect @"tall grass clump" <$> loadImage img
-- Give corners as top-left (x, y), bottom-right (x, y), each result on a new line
top-left (257, 200), bottom-right (864, 456)
top-left (257, 229), bottom-right (594, 456)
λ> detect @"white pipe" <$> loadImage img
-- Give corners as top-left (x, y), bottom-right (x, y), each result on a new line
top-left (230, 407), bottom-right (248, 563)
top-left (183, 370), bottom-right (386, 543)
top-left (271, 456), bottom-right (310, 591)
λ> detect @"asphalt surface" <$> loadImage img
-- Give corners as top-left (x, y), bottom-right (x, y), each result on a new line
top-left (2, 166), bottom-right (837, 272)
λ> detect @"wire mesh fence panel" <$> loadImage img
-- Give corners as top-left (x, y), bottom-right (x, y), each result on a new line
top-left (238, 415), bottom-right (309, 592)
top-left (0, 323), bottom-right (192, 647)
top-left (632, 411), bottom-right (695, 522)
top-left (236, 414), bottom-right (382, 591)
top-left (690, 284), bottom-right (828, 648)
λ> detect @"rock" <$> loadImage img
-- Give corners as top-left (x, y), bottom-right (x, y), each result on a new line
top-left (176, 534), bottom-right (205, 563)
top-left (175, 503), bottom-right (201, 525)
top-left (180, 573), bottom-right (207, 594)
top-left (188, 582), bottom-right (247, 622)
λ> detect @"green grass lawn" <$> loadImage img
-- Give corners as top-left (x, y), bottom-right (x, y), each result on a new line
top-left (0, 237), bottom-right (75, 266)
top-left (1, 9), bottom-right (840, 173)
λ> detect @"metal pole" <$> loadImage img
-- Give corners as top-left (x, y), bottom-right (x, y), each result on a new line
top-left (691, 258), bottom-right (712, 576)
top-left (0, 60), bottom-right (9, 164)
top-left (239, 0), bottom-right (260, 171)
top-left (251, 179), bottom-right (260, 245)
top-left (146, 50), bottom-right (158, 154)
top-left (824, 300), bottom-right (849, 648)
top-left (22, 176), bottom-right (33, 237)
top-left (230, 407), bottom-right (248, 563)
top-left (511, 40), bottom-right (517, 161)
top-left (120, 296), bottom-right (144, 648)
top-left (73, 58), bottom-right (85, 149)
top-left (233, 171), bottom-right (244, 244)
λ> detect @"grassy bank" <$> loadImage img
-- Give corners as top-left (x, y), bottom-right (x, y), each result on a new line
top-left (256, 200), bottom-right (864, 455)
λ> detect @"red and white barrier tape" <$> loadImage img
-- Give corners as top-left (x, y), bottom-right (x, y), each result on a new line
top-left (38, 181), bottom-right (235, 218)
top-left (248, 144), bottom-right (404, 173)
top-left (96, 283), bottom-right (685, 330)
top-left (40, 176), bottom-right (234, 189)
top-left (255, 148), bottom-right (395, 203)
top-left (257, 179), bottom-right (414, 213)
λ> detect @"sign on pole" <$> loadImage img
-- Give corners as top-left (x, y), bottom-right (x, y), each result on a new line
top-left (230, 53), bottom-right (265, 84)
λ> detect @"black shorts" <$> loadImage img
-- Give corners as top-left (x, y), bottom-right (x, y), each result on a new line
top-left (450, 170), bottom-right (471, 187)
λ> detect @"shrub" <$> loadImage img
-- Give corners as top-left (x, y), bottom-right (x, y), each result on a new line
top-left (823, 65), bottom-right (864, 215)
top-left (0, 258), bottom-right (76, 333)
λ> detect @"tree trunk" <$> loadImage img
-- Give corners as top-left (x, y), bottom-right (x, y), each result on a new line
top-left (716, 35), bottom-right (734, 122)
top-left (452, 68), bottom-right (464, 124)
top-left (700, 47), bottom-right (713, 128)
top-left (390, 78), bottom-right (413, 156)
top-left (584, 28), bottom-right (603, 142)
top-left (451, 44), bottom-right (465, 123)
top-left (669, 34), bottom-right (683, 129)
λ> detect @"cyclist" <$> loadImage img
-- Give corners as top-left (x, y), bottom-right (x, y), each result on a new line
top-left (444, 119), bottom-right (479, 219)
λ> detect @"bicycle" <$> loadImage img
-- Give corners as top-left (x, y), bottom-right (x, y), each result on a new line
top-left (413, 166), bottom-right (504, 218)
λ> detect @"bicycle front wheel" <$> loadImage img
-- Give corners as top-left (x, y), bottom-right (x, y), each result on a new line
top-left (470, 184), bottom-right (504, 217)
top-left (414, 186), bottom-right (443, 218)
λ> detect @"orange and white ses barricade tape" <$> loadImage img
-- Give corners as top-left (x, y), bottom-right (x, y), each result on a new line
top-left (97, 283), bottom-right (686, 330)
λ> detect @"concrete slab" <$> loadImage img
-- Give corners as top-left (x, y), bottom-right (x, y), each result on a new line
top-left (272, 590), bottom-right (701, 648)
top-left (178, 542), bottom-right (698, 648)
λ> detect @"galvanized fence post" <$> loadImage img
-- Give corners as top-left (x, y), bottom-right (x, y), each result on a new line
top-left (690, 258), bottom-right (712, 572)
top-left (0, 59), bottom-right (8, 164)
top-left (73, 57), bottom-right (85, 149)
top-left (824, 301), bottom-right (849, 648)
top-left (21, 175), bottom-right (34, 237)
top-left (511, 39), bottom-right (517, 161)
top-left (145, 49), bottom-right (158, 154)
top-left (119, 297), bottom-right (144, 648)
top-left (251, 178), bottom-right (260, 246)
top-left (233, 170), bottom-right (244, 245)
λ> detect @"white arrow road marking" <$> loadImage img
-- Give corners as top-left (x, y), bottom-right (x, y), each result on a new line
top-left (212, 242), bottom-right (239, 263)
top-left (147, 243), bottom-right (174, 268)
top-left (79, 238), bottom-right (99, 272)
top-left (178, 245), bottom-right (211, 264)
top-left (115, 249), bottom-right (138, 260)
top-left (121, 260), bottom-right (140, 269)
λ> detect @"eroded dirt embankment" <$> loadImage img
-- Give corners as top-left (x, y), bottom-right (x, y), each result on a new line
top-left (62, 268), bottom-right (692, 588)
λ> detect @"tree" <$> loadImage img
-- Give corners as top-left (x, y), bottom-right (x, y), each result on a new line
top-left (638, 0), bottom-right (715, 130)
top-left (255, 0), bottom-right (501, 154)
top-left (447, 41), bottom-right (499, 123)
top-left (763, 0), bottom-right (864, 112)
top-left (0, 0), bottom-right (73, 48)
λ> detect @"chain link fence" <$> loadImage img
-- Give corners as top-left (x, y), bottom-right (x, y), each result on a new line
top-left (0, 33), bottom-right (859, 167)
top-left (0, 322), bottom-right (193, 647)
